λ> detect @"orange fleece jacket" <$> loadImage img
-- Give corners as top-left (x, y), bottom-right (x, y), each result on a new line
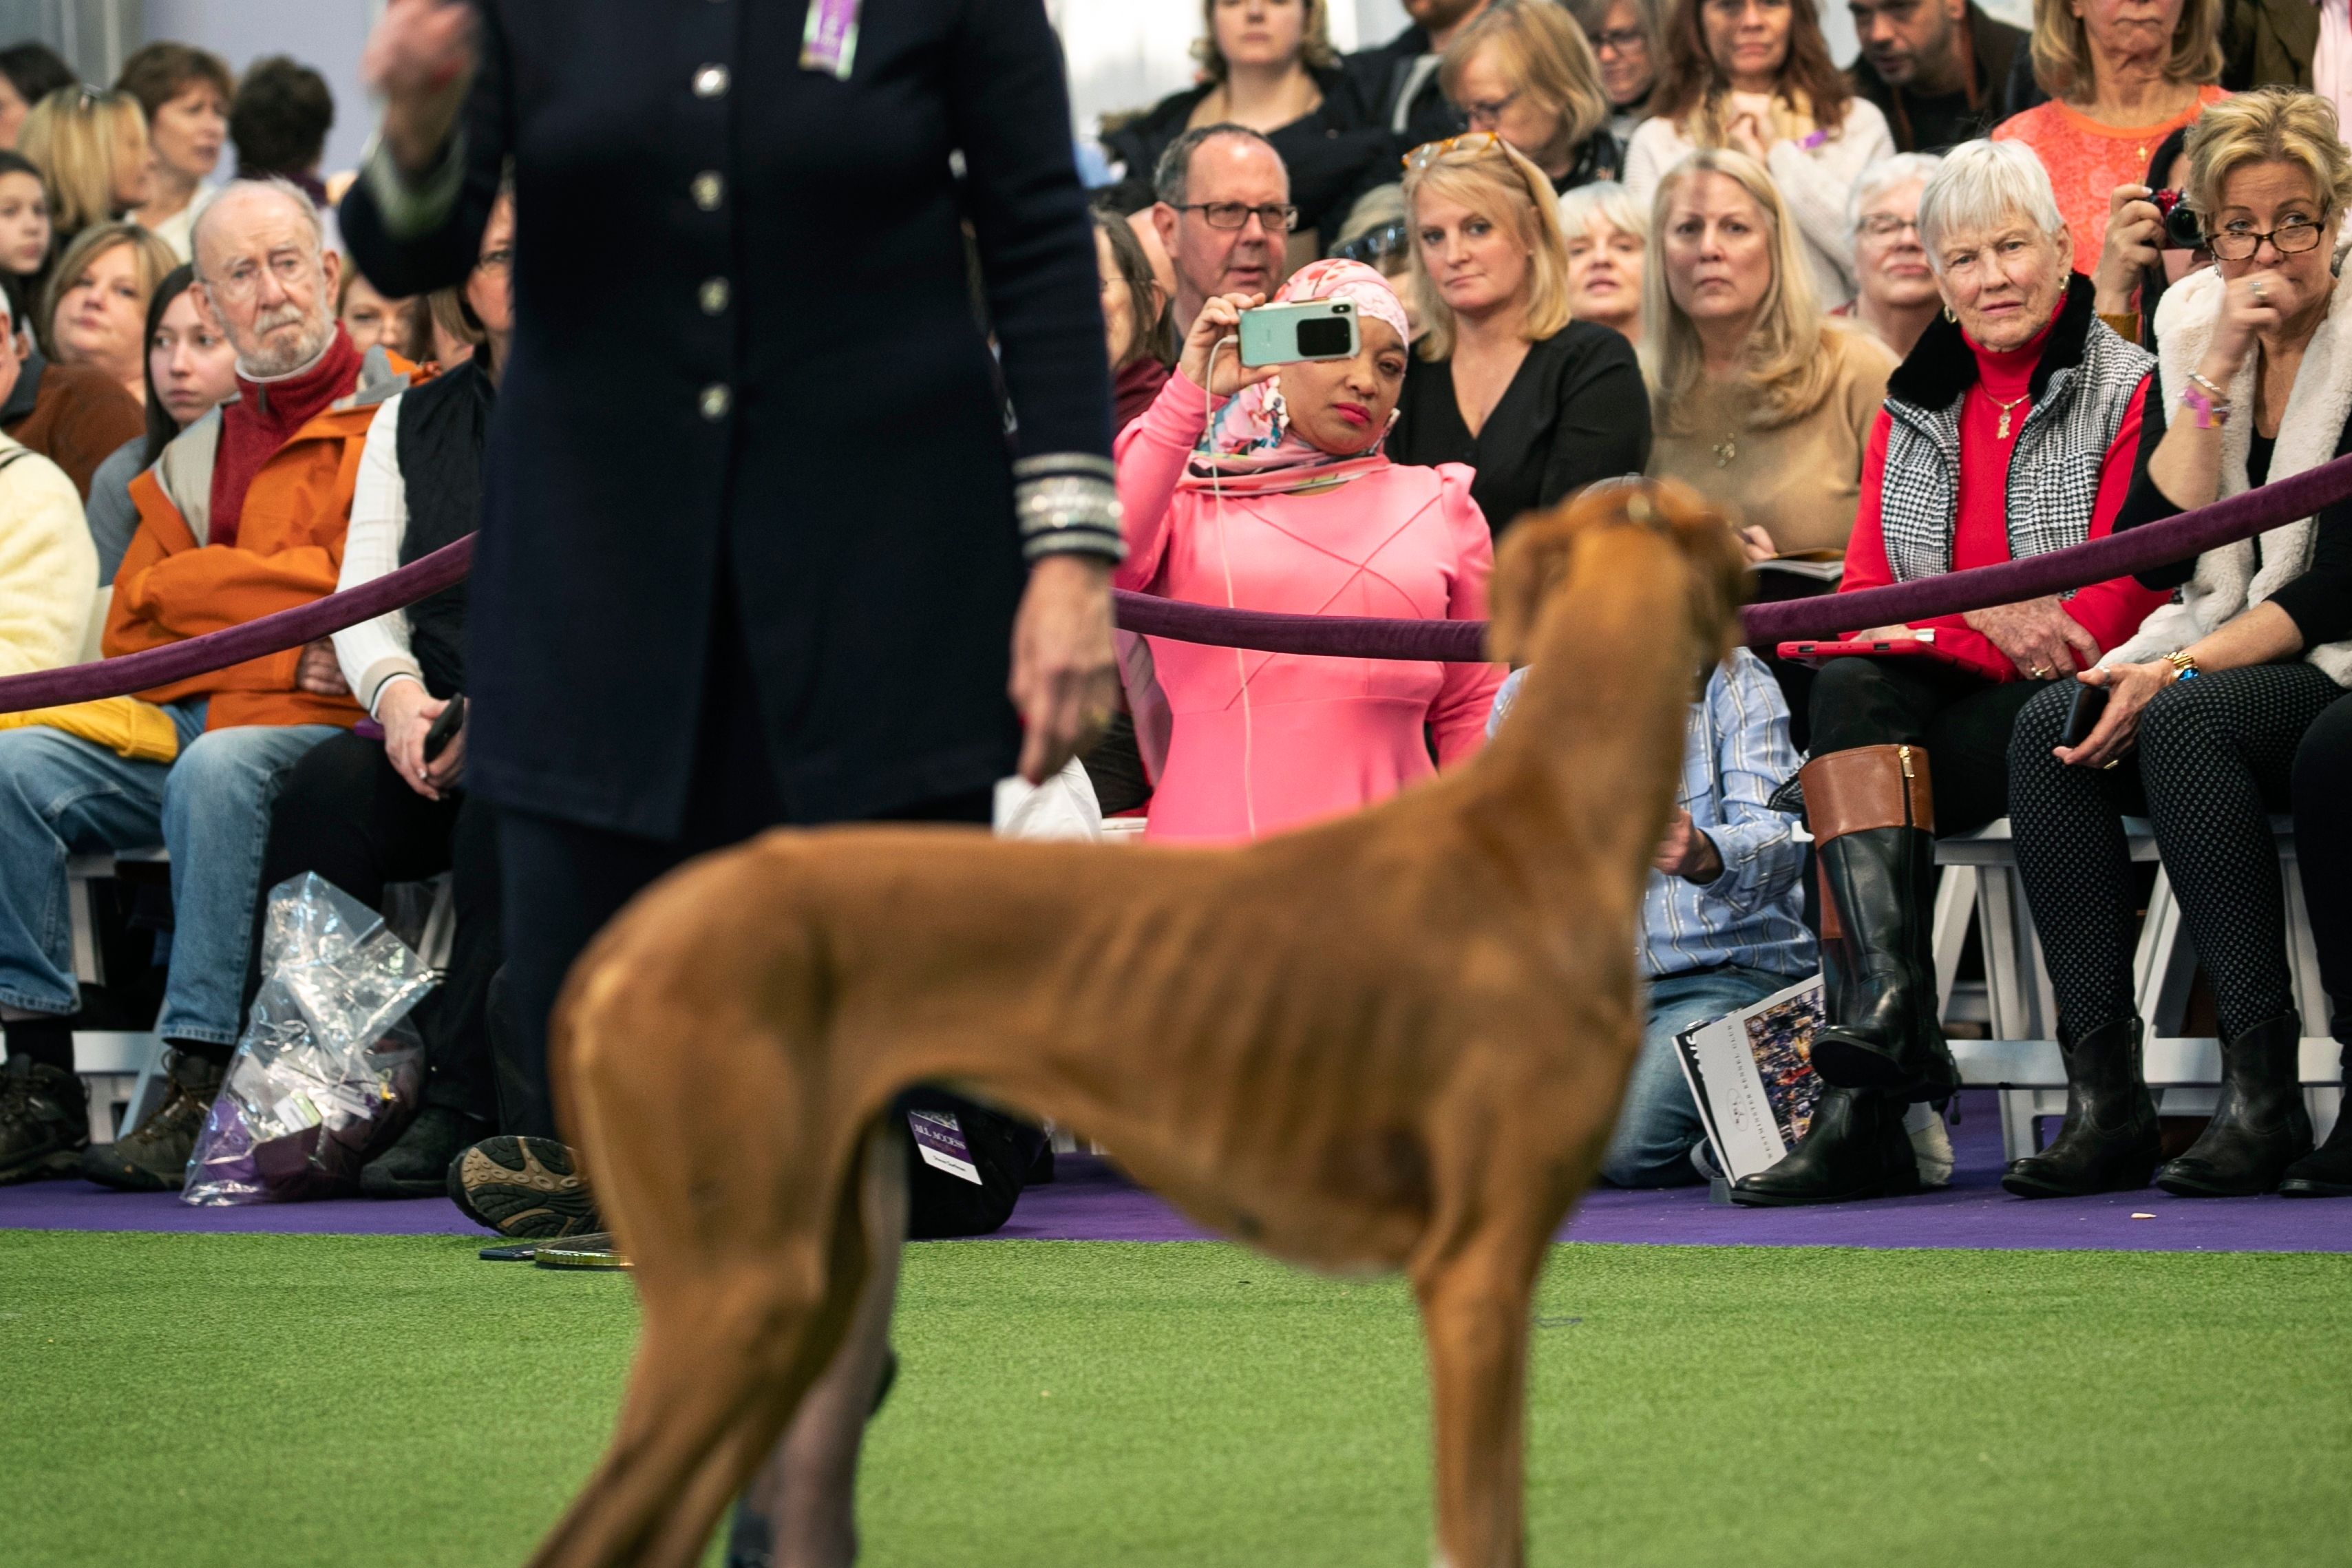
top-left (104, 399), bottom-right (390, 731)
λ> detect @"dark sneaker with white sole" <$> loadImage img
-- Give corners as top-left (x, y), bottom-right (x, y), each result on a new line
top-left (448, 1135), bottom-right (600, 1238)
top-left (361, 1105), bottom-right (492, 1198)
top-left (0, 1057), bottom-right (89, 1183)
top-left (79, 1050), bottom-right (220, 1192)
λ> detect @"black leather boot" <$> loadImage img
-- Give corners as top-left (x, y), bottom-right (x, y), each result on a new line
top-left (1729, 1087), bottom-right (1922, 1207)
top-left (2280, 1043), bottom-right (2351, 1198)
top-left (2002, 1015), bottom-right (2161, 1198)
top-left (1802, 745), bottom-right (1957, 1101)
top-left (2157, 1013), bottom-right (2314, 1197)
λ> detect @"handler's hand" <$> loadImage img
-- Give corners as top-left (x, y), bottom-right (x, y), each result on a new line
top-left (378, 679), bottom-right (449, 801)
top-left (297, 639), bottom-right (351, 698)
top-left (1010, 553), bottom-right (1119, 785)
top-left (1178, 291), bottom-right (1281, 401)
top-left (363, 0), bottom-right (476, 175)
top-left (2053, 661), bottom-right (2173, 770)
top-left (1963, 596), bottom-right (2101, 679)
top-left (1653, 809), bottom-right (1724, 884)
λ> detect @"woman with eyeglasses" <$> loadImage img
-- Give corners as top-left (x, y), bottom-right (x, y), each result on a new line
top-left (1389, 136), bottom-right (1649, 541)
top-left (1437, 0), bottom-right (1623, 196)
top-left (2006, 89), bottom-right (2352, 1201)
top-left (1567, 0), bottom-right (1666, 140)
top-left (1625, 0), bottom-right (1896, 308)
top-left (1842, 151), bottom-right (1944, 358)
top-left (17, 87), bottom-right (151, 256)
top-left (1099, 0), bottom-right (1394, 257)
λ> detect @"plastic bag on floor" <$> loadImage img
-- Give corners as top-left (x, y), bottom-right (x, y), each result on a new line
top-left (182, 873), bottom-right (438, 1206)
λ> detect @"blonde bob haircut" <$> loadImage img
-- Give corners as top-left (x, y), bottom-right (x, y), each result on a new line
top-left (19, 87), bottom-right (147, 240)
top-left (1439, 1), bottom-right (1613, 173)
top-left (1643, 148), bottom-right (1836, 432)
top-left (1403, 136), bottom-right (1576, 361)
top-left (2183, 86), bottom-right (2352, 231)
top-left (2028, 0), bottom-right (2221, 103)
top-left (37, 220), bottom-right (176, 361)
top-left (1191, 0), bottom-right (1338, 83)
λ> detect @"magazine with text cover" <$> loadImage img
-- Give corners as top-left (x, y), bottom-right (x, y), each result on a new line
top-left (1672, 975), bottom-right (1827, 1184)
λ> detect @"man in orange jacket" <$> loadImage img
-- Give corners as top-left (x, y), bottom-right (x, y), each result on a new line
top-left (0, 179), bottom-right (412, 1191)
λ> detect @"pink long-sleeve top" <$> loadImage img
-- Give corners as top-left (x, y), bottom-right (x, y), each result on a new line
top-left (1114, 370), bottom-right (1506, 843)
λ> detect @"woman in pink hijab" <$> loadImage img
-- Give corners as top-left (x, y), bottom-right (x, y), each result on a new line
top-left (1115, 259), bottom-right (1506, 844)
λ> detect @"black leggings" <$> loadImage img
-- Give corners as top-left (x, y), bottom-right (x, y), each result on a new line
top-left (2292, 692), bottom-right (2352, 1042)
top-left (2009, 662), bottom-right (2341, 1041)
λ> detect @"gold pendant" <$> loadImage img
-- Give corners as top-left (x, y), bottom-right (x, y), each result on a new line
top-left (1997, 408), bottom-right (2013, 440)
top-left (1713, 435), bottom-right (1737, 467)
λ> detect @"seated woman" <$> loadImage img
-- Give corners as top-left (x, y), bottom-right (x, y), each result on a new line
top-left (2007, 89), bottom-right (2352, 1200)
top-left (1568, 0), bottom-right (1665, 142)
top-left (1114, 259), bottom-right (1503, 843)
top-left (1096, 204), bottom-right (1175, 434)
top-left (1558, 180), bottom-right (1646, 341)
top-left (1625, 0), bottom-right (1895, 308)
top-left (1389, 136), bottom-right (1649, 542)
top-left (82, 264), bottom-right (237, 582)
top-left (16, 85), bottom-right (149, 255)
top-left (40, 222), bottom-right (175, 407)
top-left (0, 151), bottom-right (50, 322)
top-left (1099, 0), bottom-right (1391, 255)
top-left (2087, 125), bottom-right (2208, 352)
top-left (1440, 0), bottom-right (1622, 195)
top-left (243, 191), bottom-right (516, 1195)
top-left (1734, 140), bottom-right (2168, 1207)
top-left (1843, 152), bottom-right (1942, 359)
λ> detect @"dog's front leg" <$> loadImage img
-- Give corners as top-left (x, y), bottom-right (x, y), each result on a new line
top-left (1414, 1233), bottom-right (1541, 1568)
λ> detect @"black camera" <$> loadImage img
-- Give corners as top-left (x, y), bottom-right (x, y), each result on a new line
top-left (2150, 189), bottom-right (2205, 252)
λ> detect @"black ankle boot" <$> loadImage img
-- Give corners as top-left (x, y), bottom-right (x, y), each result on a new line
top-left (2280, 1044), bottom-right (2351, 1198)
top-left (2157, 1014), bottom-right (2314, 1197)
top-left (1801, 746), bottom-right (1956, 1101)
top-left (1728, 1087), bottom-right (1922, 1207)
top-left (2003, 1015), bottom-right (2161, 1198)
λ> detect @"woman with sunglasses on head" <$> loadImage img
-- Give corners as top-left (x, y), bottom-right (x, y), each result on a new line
top-left (1389, 136), bottom-right (1649, 542)
top-left (1100, 0), bottom-right (1394, 257)
top-left (1626, 0), bottom-right (1896, 308)
top-left (1439, 0), bottom-right (1624, 195)
top-left (1567, 0), bottom-right (1666, 140)
top-left (2006, 89), bottom-right (2352, 1201)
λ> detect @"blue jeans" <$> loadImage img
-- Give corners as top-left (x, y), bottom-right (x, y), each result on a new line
top-left (0, 708), bottom-right (339, 1046)
top-left (1602, 964), bottom-right (1807, 1188)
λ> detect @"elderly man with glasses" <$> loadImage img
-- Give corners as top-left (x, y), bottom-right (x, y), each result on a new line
top-left (0, 176), bottom-right (417, 1194)
top-left (1148, 125), bottom-right (1298, 337)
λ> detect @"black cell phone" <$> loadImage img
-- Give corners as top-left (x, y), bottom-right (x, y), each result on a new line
top-left (424, 695), bottom-right (467, 762)
top-left (2058, 682), bottom-right (2110, 748)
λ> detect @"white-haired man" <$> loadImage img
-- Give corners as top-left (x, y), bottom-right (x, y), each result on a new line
top-left (0, 178), bottom-right (414, 1193)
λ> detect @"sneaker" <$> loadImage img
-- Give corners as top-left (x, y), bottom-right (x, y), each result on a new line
top-left (78, 1050), bottom-right (220, 1192)
top-left (359, 1105), bottom-right (493, 1199)
top-left (0, 1057), bottom-right (89, 1183)
top-left (447, 1135), bottom-right (599, 1238)
top-left (1906, 1101), bottom-right (1955, 1188)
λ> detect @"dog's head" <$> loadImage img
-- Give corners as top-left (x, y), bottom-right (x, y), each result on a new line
top-left (1485, 478), bottom-right (1748, 668)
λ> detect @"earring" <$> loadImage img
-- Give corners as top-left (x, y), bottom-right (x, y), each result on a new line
top-left (1943, 304), bottom-right (1957, 322)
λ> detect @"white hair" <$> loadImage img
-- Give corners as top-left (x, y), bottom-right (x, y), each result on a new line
top-left (1849, 151), bottom-right (1945, 235)
top-left (1558, 179), bottom-right (1648, 244)
top-left (1916, 139), bottom-right (2067, 271)
top-left (190, 176), bottom-right (326, 280)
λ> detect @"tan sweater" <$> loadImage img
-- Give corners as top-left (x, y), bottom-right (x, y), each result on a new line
top-left (1646, 327), bottom-right (1896, 556)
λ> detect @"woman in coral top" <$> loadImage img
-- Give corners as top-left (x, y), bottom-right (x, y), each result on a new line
top-left (1114, 259), bottom-right (1505, 843)
top-left (1991, 0), bottom-right (2225, 279)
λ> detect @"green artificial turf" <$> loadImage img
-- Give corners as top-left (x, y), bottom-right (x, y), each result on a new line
top-left (2, 1233), bottom-right (2346, 1567)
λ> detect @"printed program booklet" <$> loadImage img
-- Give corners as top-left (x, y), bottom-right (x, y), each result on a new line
top-left (1673, 975), bottom-right (1827, 1183)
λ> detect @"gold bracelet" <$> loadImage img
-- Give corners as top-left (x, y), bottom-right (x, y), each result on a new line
top-left (2163, 649), bottom-right (2201, 681)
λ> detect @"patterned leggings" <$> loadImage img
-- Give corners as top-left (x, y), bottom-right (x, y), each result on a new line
top-left (2007, 662), bottom-right (2342, 1041)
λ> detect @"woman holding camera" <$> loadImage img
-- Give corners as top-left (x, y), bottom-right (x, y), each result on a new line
top-left (1113, 259), bottom-right (1505, 843)
top-left (2006, 89), bottom-right (2352, 1200)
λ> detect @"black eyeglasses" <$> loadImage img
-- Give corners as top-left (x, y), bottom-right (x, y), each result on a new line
top-left (2208, 220), bottom-right (2325, 261)
top-left (1172, 201), bottom-right (1299, 233)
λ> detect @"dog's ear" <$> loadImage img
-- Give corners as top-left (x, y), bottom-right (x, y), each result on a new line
top-left (1485, 489), bottom-right (1618, 665)
top-left (1644, 478), bottom-right (1752, 665)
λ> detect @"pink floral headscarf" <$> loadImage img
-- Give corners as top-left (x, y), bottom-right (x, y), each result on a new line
top-left (1180, 259), bottom-right (1413, 496)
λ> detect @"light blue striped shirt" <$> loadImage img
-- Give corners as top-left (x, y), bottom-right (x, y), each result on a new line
top-left (1489, 648), bottom-right (1814, 980)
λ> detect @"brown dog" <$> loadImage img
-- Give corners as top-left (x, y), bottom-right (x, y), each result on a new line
top-left (529, 480), bottom-right (1748, 1568)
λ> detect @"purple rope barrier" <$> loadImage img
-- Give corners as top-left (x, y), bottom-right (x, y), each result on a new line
top-left (1, 449), bottom-right (2347, 718)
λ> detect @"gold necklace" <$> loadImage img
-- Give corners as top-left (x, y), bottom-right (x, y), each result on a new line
top-left (1987, 391), bottom-right (2029, 440)
top-left (1713, 432), bottom-right (1739, 466)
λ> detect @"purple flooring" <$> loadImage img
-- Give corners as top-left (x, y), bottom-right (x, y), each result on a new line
top-left (4, 1094), bottom-right (2346, 1252)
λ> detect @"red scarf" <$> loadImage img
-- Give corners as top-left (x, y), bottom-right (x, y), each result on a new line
top-left (209, 326), bottom-right (362, 548)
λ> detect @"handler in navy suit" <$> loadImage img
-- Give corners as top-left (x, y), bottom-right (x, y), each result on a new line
top-left (345, 1), bottom-right (1120, 1556)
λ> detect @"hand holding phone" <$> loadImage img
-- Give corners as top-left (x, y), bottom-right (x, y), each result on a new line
top-left (2057, 681), bottom-right (2110, 748)
top-left (424, 694), bottom-right (467, 763)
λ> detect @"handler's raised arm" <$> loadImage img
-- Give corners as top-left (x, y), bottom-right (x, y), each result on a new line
top-left (344, 0), bottom-right (502, 295)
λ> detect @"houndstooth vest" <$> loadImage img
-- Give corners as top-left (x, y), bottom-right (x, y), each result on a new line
top-left (1876, 278), bottom-right (2153, 592)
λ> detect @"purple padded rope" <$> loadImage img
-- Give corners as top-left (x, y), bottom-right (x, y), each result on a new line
top-left (1, 449), bottom-right (2348, 718)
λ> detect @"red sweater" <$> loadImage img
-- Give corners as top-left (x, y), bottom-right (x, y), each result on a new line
top-left (209, 327), bottom-right (363, 548)
top-left (1839, 316), bottom-right (2167, 681)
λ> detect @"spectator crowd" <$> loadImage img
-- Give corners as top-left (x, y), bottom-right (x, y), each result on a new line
top-left (0, 0), bottom-right (2347, 1237)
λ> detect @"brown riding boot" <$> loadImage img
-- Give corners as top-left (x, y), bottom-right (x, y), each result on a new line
top-left (1802, 744), bottom-right (1957, 1101)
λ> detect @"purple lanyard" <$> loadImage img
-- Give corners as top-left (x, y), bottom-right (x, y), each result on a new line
top-left (801, 0), bottom-right (862, 80)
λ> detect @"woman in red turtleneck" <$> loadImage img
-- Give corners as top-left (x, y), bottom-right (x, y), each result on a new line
top-left (1731, 140), bottom-right (2167, 1209)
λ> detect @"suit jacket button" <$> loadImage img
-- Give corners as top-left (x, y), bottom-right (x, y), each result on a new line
top-left (694, 64), bottom-right (730, 98)
top-left (700, 383), bottom-right (732, 420)
top-left (692, 171), bottom-right (724, 210)
top-left (700, 277), bottom-right (730, 315)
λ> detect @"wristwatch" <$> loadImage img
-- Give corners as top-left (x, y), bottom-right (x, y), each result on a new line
top-left (2163, 650), bottom-right (2201, 682)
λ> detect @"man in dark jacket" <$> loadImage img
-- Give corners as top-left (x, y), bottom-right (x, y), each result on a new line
top-left (2219, 0), bottom-right (2316, 91)
top-left (1847, 0), bottom-right (2027, 152)
top-left (1336, 0), bottom-right (1488, 149)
